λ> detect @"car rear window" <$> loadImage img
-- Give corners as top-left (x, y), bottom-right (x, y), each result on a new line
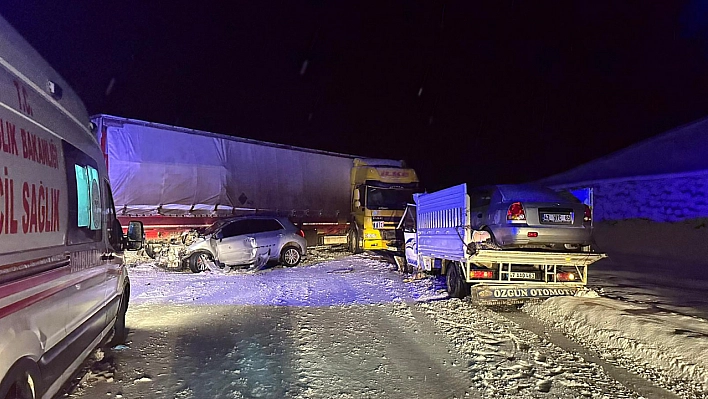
top-left (497, 185), bottom-right (575, 203)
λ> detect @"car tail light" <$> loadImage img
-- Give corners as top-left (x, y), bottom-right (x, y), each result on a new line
top-left (507, 202), bottom-right (526, 221)
top-left (470, 270), bottom-right (494, 279)
top-left (297, 230), bottom-right (305, 238)
top-left (527, 232), bottom-right (538, 237)
top-left (584, 205), bottom-right (592, 222)
top-left (556, 272), bottom-right (577, 282)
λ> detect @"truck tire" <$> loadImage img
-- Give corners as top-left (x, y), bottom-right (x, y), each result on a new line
top-left (347, 229), bottom-right (362, 254)
top-left (446, 262), bottom-right (469, 299)
top-left (189, 252), bottom-right (212, 273)
top-left (280, 246), bottom-right (302, 267)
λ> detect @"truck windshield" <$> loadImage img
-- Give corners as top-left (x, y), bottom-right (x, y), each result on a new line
top-left (365, 186), bottom-right (413, 210)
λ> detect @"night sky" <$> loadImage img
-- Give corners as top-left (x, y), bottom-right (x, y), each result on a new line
top-left (3, 1), bottom-right (708, 191)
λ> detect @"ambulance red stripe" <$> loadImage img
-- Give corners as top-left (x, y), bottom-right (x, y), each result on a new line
top-left (0, 265), bottom-right (70, 301)
top-left (0, 268), bottom-right (106, 318)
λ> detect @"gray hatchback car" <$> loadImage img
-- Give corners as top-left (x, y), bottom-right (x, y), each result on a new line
top-left (468, 184), bottom-right (592, 251)
top-left (184, 216), bottom-right (307, 272)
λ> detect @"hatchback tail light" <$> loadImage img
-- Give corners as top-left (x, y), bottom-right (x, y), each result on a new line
top-left (507, 202), bottom-right (526, 221)
top-left (583, 205), bottom-right (592, 222)
top-left (297, 229), bottom-right (305, 238)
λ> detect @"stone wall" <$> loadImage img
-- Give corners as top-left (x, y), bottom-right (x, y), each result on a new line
top-left (560, 172), bottom-right (708, 271)
top-left (566, 172), bottom-right (708, 223)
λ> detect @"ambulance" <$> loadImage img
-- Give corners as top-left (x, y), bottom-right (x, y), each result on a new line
top-left (0, 15), bottom-right (143, 399)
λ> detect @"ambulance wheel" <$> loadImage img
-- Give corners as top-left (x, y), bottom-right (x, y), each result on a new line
top-left (108, 285), bottom-right (129, 346)
top-left (0, 359), bottom-right (39, 399)
top-left (446, 262), bottom-right (469, 299)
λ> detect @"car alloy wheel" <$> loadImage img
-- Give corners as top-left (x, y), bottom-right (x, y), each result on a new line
top-left (281, 246), bottom-right (301, 267)
top-left (189, 252), bottom-right (213, 273)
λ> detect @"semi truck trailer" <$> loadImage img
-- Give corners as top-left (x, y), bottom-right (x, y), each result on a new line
top-left (92, 114), bottom-right (419, 253)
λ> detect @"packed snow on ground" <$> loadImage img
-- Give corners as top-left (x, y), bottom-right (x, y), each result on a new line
top-left (126, 249), bottom-right (445, 307)
top-left (63, 248), bottom-right (701, 399)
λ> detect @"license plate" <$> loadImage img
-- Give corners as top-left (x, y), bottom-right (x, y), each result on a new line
top-left (541, 213), bottom-right (572, 223)
top-left (509, 272), bottom-right (536, 279)
top-left (373, 221), bottom-right (384, 229)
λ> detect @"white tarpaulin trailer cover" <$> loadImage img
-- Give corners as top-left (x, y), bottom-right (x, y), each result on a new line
top-left (92, 115), bottom-right (356, 219)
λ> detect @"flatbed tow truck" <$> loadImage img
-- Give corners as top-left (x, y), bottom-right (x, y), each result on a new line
top-left (400, 184), bottom-right (605, 304)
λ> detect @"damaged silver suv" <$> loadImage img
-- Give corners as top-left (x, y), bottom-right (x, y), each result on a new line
top-left (184, 216), bottom-right (307, 272)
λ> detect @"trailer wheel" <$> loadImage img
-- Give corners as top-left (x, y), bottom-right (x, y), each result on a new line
top-left (189, 252), bottom-right (213, 273)
top-left (446, 262), bottom-right (469, 299)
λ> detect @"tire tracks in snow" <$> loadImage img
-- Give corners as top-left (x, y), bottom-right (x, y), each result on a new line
top-left (289, 302), bottom-right (474, 399)
top-left (417, 299), bottom-right (644, 398)
top-left (499, 307), bottom-right (683, 399)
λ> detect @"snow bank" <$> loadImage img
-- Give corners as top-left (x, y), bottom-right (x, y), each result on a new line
top-left (523, 296), bottom-right (708, 396)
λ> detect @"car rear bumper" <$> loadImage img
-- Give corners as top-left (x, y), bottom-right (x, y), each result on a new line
top-left (491, 225), bottom-right (592, 247)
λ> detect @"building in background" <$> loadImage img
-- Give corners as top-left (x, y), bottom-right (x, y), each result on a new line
top-left (540, 117), bottom-right (708, 269)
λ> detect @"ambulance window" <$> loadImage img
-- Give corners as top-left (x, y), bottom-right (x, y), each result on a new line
top-left (63, 141), bottom-right (102, 244)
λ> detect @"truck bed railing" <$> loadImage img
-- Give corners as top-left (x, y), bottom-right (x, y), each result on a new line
top-left (464, 250), bottom-right (604, 285)
top-left (468, 250), bottom-right (605, 267)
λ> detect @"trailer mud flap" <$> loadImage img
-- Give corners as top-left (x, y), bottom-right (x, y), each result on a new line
top-left (471, 285), bottom-right (580, 304)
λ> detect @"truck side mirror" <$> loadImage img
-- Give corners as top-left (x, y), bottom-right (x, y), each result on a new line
top-left (353, 188), bottom-right (361, 202)
top-left (126, 221), bottom-right (144, 251)
top-left (354, 200), bottom-right (361, 209)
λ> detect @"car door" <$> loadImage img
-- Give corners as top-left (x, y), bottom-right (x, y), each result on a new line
top-left (248, 219), bottom-right (283, 258)
top-left (214, 220), bottom-right (256, 266)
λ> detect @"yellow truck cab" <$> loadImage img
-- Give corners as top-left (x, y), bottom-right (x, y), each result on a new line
top-left (0, 15), bottom-right (143, 399)
top-left (348, 158), bottom-right (419, 252)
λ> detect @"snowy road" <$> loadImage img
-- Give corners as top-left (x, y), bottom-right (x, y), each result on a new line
top-left (64, 251), bottom-right (704, 398)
